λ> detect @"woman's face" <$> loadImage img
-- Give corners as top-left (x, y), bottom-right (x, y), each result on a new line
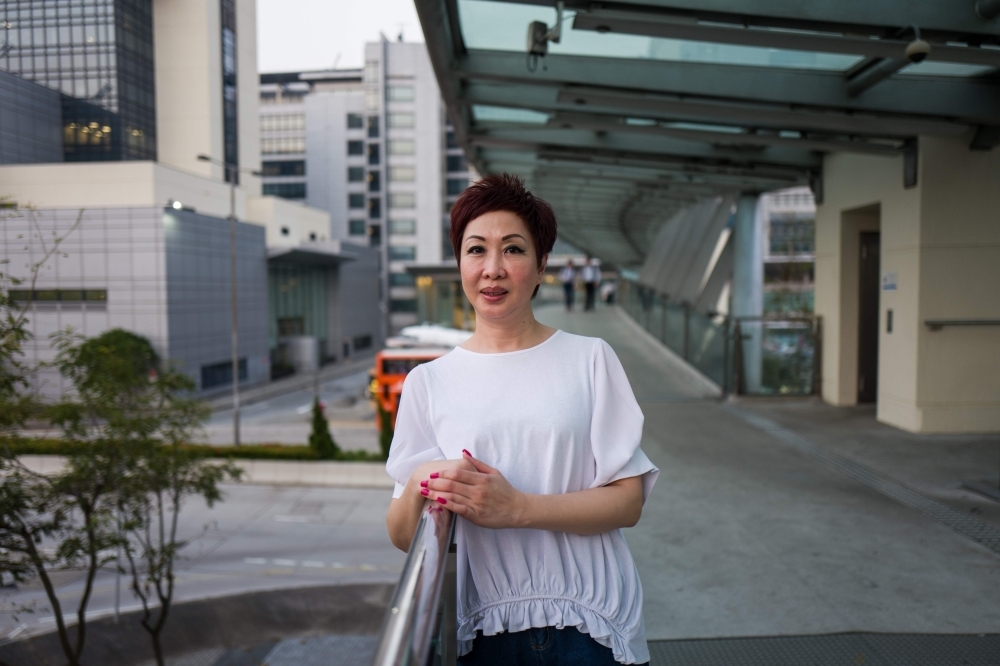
top-left (460, 211), bottom-right (547, 322)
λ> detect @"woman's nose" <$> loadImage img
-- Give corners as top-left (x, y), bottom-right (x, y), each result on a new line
top-left (484, 251), bottom-right (505, 278)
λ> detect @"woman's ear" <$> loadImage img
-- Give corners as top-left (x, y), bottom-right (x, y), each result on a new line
top-left (538, 253), bottom-right (549, 279)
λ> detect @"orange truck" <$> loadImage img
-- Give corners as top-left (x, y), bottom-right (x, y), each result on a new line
top-left (368, 347), bottom-right (449, 433)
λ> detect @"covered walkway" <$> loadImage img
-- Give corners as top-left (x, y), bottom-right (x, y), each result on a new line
top-left (536, 303), bottom-right (1000, 660)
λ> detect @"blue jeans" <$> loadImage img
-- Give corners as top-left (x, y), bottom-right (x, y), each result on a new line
top-left (458, 627), bottom-right (648, 666)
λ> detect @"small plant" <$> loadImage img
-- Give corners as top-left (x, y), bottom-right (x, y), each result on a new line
top-left (308, 398), bottom-right (339, 460)
top-left (378, 404), bottom-right (393, 460)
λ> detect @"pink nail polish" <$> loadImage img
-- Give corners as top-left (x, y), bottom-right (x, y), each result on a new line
top-left (430, 473), bottom-right (439, 479)
top-left (420, 480), bottom-right (428, 488)
top-left (436, 497), bottom-right (447, 505)
top-left (420, 489), bottom-right (429, 496)
top-left (462, 449), bottom-right (470, 456)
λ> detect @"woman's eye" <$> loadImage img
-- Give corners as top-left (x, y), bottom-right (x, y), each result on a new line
top-left (504, 246), bottom-right (525, 254)
top-left (466, 246), bottom-right (484, 254)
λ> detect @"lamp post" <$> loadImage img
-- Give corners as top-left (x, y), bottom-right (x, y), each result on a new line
top-left (196, 154), bottom-right (261, 447)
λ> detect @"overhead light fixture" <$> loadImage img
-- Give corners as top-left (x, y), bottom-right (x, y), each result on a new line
top-left (170, 200), bottom-right (183, 210)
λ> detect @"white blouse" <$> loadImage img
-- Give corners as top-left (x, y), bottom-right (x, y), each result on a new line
top-left (386, 330), bottom-right (658, 664)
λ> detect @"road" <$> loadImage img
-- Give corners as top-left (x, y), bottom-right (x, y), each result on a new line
top-left (0, 484), bottom-right (403, 642)
top-left (203, 369), bottom-right (380, 453)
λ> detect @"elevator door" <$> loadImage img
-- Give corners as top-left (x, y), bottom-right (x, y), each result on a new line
top-left (857, 232), bottom-right (880, 403)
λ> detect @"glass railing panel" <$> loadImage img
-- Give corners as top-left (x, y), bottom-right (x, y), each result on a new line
top-left (663, 302), bottom-right (685, 354)
top-left (687, 310), bottom-right (727, 387)
top-left (736, 318), bottom-right (818, 395)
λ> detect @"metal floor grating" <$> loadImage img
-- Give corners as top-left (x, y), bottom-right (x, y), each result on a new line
top-left (648, 632), bottom-right (1000, 666)
top-left (726, 406), bottom-right (1000, 555)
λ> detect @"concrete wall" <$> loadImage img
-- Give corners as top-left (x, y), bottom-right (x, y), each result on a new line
top-left (153, 0), bottom-right (260, 197)
top-left (338, 242), bottom-right (384, 356)
top-left (0, 162), bottom-right (249, 220)
top-left (246, 196), bottom-right (331, 247)
top-left (815, 134), bottom-right (999, 433)
top-left (0, 71), bottom-right (63, 165)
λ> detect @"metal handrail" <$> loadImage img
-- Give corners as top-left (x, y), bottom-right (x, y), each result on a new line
top-left (925, 319), bottom-right (1000, 331)
top-left (372, 502), bottom-right (457, 666)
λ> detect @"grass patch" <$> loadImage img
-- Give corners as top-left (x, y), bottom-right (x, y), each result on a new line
top-left (5, 438), bottom-right (386, 462)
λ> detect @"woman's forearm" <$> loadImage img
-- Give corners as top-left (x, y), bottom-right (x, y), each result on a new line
top-left (386, 478), bottom-right (425, 551)
top-left (516, 476), bottom-right (643, 535)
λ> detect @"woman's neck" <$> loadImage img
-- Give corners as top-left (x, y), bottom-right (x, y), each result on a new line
top-left (462, 309), bottom-right (555, 354)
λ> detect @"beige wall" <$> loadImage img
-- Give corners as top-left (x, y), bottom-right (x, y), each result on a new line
top-left (153, 0), bottom-right (259, 197)
top-left (246, 196), bottom-right (331, 247)
top-left (815, 135), bottom-right (1000, 433)
top-left (0, 163), bottom-right (247, 220)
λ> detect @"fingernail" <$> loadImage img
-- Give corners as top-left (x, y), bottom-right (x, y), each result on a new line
top-left (420, 489), bottom-right (429, 496)
top-left (420, 480), bottom-right (428, 488)
top-left (436, 497), bottom-right (447, 505)
top-left (462, 449), bottom-right (470, 456)
top-left (430, 473), bottom-right (439, 479)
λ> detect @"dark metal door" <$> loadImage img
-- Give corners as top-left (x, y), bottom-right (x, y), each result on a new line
top-left (857, 232), bottom-right (880, 403)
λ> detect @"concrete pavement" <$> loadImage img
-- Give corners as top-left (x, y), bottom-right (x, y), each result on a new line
top-left (536, 303), bottom-right (1000, 640)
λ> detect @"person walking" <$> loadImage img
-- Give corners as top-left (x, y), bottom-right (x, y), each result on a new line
top-left (559, 259), bottom-right (577, 311)
top-left (582, 255), bottom-right (600, 311)
top-left (386, 174), bottom-right (658, 666)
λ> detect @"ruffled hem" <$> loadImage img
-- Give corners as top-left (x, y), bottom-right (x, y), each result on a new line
top-left (457, 595), bottom-right (649, 664)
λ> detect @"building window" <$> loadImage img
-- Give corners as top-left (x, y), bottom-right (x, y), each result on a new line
top-left (390, 298), bottom-right (418, 313)
top-left (390, 272), bottom-right (416, 287)
top-left (389, 245), bottom-right (417, 261)
top-left (221, 0), bottom-right (239, 183)
top-left (390, 219), bottom-right (416, 235)
top-left (446, 178), bottom-right (468, 196)
top-left (389, 166), bottom-right (415, 182)
top-left (769, 216), bottom-right (816, 255)
top-left (262, 160), bottom-right (305, 176)
top-left (263, 183), bottom-right (307, 199)
top-left (201, 358), bottom-right (248, 390)
top-left (388, 112), bottom-right (415, 129)
top-left (348, 166), bottom-right (365, 182)
top-left (353, 334), bottom-right (373, 351)
top-left (349, 193), bottom-right (366, 209)
top-left (368, 171), bottom-right (381, 192)
top-left (388, 139), bottom-right (415, 155)
top-left (446, 155), bottom-right (467, 172)
top-left (349, 219), bottom-right (367, 235)
top-left (388, 86), bottom-right (414, 102)
top-left (347, 140), bottom-right (365, 155)
top-left (9, 289), bottom-right (107, 303)
top-left (368, 116), bottom-right (380, 138)
top-left (446, 130), bottom-right (458, 149)
top-left (261, 114), bottom-right (305, 131)
top-left (347, 113), bottom-right (364, 129)
top-left (389, 192), bottom-right (415, 209)
top-left (368, 144), bottom-right (380, 165)
top-left (369, 198), bottom-right (382, 219)
top-left (262, 137), bottom-right (306, 154)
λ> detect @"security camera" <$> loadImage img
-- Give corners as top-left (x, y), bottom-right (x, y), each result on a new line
top-left (904, 38), bottom-right (930, 63)
top-left (527, 21), bottom-right (549, 56)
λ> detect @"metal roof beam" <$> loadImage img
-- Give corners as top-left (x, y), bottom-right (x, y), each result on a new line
top-left (571, 9), bottom-right (1000, 68)
top-left (456, 50), bottom-right (999, 128)
top-left (495, 0), bottom-right (1000, 40)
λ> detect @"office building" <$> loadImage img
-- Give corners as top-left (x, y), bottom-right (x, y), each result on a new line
top-left (0, 0), bottom-right (380, 395)
top-left (259, 40), bottom-right (476, 334)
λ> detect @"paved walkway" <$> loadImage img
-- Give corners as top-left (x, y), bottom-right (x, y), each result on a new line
top-left (535, 303), bottom-right (1000, 641)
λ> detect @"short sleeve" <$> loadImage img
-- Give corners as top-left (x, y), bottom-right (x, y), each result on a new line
top-left (385, 366), bottom-right (446, 498)
top-left (589, 340), bottom-right (659, 503)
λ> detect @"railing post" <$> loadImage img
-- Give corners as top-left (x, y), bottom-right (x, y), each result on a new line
top-left (733, 319), bottom-right (745, 396)
top-left (722, 316), bottom-right (730, 398)
top-left (682, 302), bottom-right (690, 361)
top-left (813, 315), bottom-right (823, 396)
top-left (441, 544), bottom-right (457, 666)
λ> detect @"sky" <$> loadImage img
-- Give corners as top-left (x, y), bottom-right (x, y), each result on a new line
top-left (256, 0), bottom-right (425, 73)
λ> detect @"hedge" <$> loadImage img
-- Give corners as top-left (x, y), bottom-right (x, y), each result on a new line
top-left (4, 438), bottom-right (386, 462)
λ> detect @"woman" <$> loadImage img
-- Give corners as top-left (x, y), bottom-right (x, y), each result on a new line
top-left (386, 174), bottom-right (658, 666)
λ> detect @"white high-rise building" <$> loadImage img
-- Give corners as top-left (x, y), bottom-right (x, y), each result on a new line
top-left (259, 40), bottom-right (475, 334)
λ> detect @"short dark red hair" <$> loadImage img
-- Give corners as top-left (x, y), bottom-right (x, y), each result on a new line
top-left (450, 173), bottom-right (557, 267)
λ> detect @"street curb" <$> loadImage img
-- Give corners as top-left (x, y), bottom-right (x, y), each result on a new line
top-left (16, 455), bottom-right (395, 489)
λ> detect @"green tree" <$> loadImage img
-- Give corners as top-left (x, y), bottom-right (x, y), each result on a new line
top-left (378, 404), bottom-right (393, 460)
top-left (308, 397), bottom-right (339, 459)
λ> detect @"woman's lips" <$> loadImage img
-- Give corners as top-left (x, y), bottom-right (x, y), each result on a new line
top-left (480, 288), bottom-right (508, 303)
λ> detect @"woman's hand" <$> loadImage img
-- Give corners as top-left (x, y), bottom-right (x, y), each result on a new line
top-left (420, 450), bottom-right (529, 529)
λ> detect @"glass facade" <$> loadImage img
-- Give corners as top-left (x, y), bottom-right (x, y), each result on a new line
top-left (0, 0), bottom-right (156, 161)
top-left (220, 0), bottom-right (238, 181)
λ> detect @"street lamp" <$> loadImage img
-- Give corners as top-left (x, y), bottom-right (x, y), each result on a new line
top-left (197, 153), bottom-right (262, 447)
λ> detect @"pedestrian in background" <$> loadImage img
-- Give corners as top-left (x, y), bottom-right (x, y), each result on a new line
top-left (582, 256), bottom-right (600, 311)
top-left (559, 259), bottom-right (576, 311)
